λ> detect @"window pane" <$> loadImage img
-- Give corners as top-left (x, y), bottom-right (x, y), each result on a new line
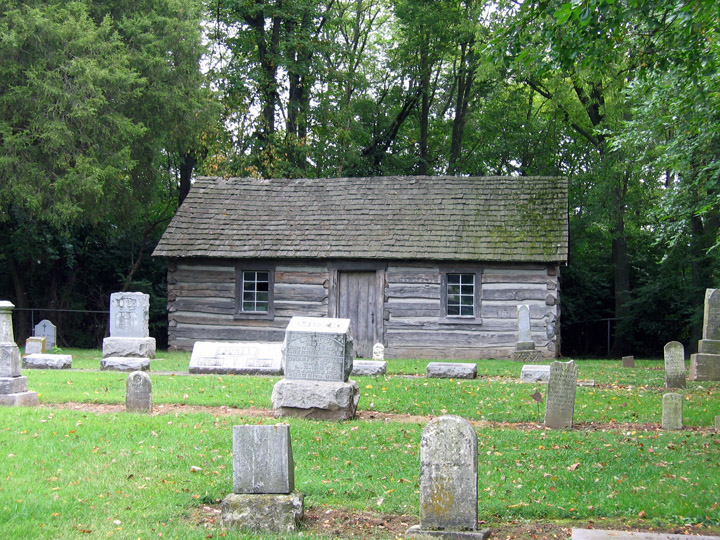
top-left (255, 301), bottom-right (268, 312)
top-left (256, 272), bottom-right (269, 282)
top-left (448, 304), bottom-right (459, 316)
top-left (460, 305), bottom-right (474, 316)
top-left (461, 284), bottom-right (474, 295)
top-left (242, 301), bottom-right (255, 312)
top-left (447, 274), bottom-right (460, 284)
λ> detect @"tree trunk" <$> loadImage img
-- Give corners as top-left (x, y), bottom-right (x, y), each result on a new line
top-left (178, 151), bottom-right (196, 206)
top-left (6, 256), bottom-right (30, 344)
top-left (448, 41), bottom-right (476, 174)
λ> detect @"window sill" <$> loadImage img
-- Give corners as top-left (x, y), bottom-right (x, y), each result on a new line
top-left (234, 311), bottom-right (274, 321)
top-left (438, 317), bottom-right (483, 326)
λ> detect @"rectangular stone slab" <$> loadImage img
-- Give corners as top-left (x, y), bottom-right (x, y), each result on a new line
top-left (0, 391), bottom-right (38, 407)
top-left (189, 342), bottom-right (282, 375)
top-left (573, 528), bottom-right (720, 540)
top-left (23, 354), bottom-right (72, 370)
top-left (0, 376), bottom-right (28, 394)
top-left (426, 362), bottom-right (477, 379)
top-left (520, 364), bottom-right (550, 383)
top-left (351, 360), bottom-right (387, 376)
top-left (283, 317), bottom-right (354, 382)
top-left (221, 492), bottom-right (303, 533)
top-left (233, 424), bottom-right (294, 494)
top-left (688, 353), bottom-right (720, 381)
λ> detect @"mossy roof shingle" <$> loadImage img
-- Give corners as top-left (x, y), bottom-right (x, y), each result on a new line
top-left (153, 175), bottom-right (568, 262)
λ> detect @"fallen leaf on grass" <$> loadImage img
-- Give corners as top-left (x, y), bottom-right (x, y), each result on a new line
top-left (567, 463), bottom-right (581, 471)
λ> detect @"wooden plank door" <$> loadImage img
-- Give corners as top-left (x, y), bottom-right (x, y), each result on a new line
top-left (337, 271), bottom-right (377, 358)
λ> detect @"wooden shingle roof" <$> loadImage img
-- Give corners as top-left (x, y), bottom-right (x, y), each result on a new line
top-left (153, 176), bottom-right (568, 262)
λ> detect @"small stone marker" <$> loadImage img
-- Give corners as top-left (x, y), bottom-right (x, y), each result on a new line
top-left (24, 337), bottom-right (46, 355)
top-left (544, 360), bottom-right (578, 429)
top-left (622, 355), bottom-right (635, 368)
top-left (102, 291), bottom-right (156, 371)
top-left (715, 415), bottom-right (720, 431)
top-left (520, 364), bottom-right (550, 383)
top-left (351, 359), bottom-right (387, 376)
top-left (272, 316), bottom-right (359, 420)
top-left (426, 362), bottom-right (477, 379)
top-left (189, 341), bottom-right (283, 375)
top-left (662, 393), bottom-right (683, 430)
top-left (0, 301), bottom-right (38, 407)
top-left (221, 424), bottom-right (303, 533)
top-left (664, 341), bottom-right (686, 389)
top-left (23, 354), bottom-right (72, 370)
top-left (372, 342), bottom-right (385, 361)
top-left (126, 371), bottom-right (152, 413)
top-left (516, 304), bottom-right (534, 350)
top-left (406, 415), bottom-right (488, 539)
top-left (689, 289), bottom-right (720, 381)
top-left (34, 319), bottom-right (56, 350)
top-left (573, 528), bottom-right (720, 540)
top-left (101, 357), bottom-right (150, 372)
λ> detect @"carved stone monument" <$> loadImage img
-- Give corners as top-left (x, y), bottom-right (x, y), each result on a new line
top-left (221, 424), bottom-right (303, 533)
top-left (34, 319), bottom-right (56, 350)
top-left (24, 336), bottom-right (45, 355)
top-left (664, 341), bottom-right (686, 389)
top-left (271, 317), bottom-right (359, 420)
top-left (544, 360), bottom-right (577, 429)
top-left (126, 371), bottom-right (152, 413)
top-left (662, 393), bottom-right (683, 430)
top-left (0, 301), bottom-right (38, 407)
top-left (689, 289), bottom-right (720, 381)
top-left (189, 342), bottom-right (283, 375)
top-left (406, 415), bottom-right (488, 539)
top-left (372, 342), bottom-right (385, 361)
top-left (102, 292), bottom-right (155, 371)
top-left (512, 305), bottom-right (543, 362)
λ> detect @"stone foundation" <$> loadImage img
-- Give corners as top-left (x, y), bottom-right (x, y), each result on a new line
top-left (271, 379), bottom-right (359, 420)
top-left (101, 358), bottom-right (150, 372)
top-left (102, 337), bottom-right (156, 359)
top-left (406, 526), bottom-right (490, 539)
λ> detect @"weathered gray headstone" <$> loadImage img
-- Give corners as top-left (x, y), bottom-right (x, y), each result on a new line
top-left (110, 292), bottom-right (149, 338)
top-left (272, 316), bottom-right (359, 420)
top-left (283, 317), bottom-right (353, 381)
top-left (372, 342), bottom-right (385, 361)
top-left (406, 415), bottom-right (488, 540)
top-left (0, 301), bottom-right (38, 407)
top-left (34, 319), bottom-right (56, 350)
top-left (23, 354), bottom-right (72, 370)
top-left (664, 341), bottom-right (686, 389)
top-left (222, 424), bottom-right (304, 533)
top-left (661, 393), bottom-right (683, 430)
top-left (622, 355), bottom-right (635, 368)
top-left (426, 362), bottom-right (477, 379)
top-left (351, 359), bottom-right (387, 376)
top-left (715, 415), bottom-right (720, 431)
top-left (232, 425), bottom-right (294, 494)
top-left (516, 304), bottom-right (534, 351)
top-left (102, 337), bottom-right (156, 358)
top-left (189, 342), bottom-right (283, 375)
top-left (24, 336), bottom-right (45, 355)
top-left (101, 357), bottom-right (150, 372)
top-left (544, 360), bottom-right (578, 429)
top-left (689, 289), bottom-right (720, 381)
top-left (520, 364), bottom-right (550, 383)
top-left (126, 371), bottom-right (152, 413)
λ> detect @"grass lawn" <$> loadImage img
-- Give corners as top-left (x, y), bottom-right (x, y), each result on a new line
top-left (1, 349), bottom-right (719, 539)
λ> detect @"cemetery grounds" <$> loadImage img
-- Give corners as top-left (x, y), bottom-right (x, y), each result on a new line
top-left (1, 350), bottom-right (719, 540)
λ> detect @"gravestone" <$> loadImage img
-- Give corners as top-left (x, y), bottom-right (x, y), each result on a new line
top-left (272, 317), bottom-right (359, 420)
top-left (426, 362), bottom-right (477, 379)
top-left (351, 360), bottom-right (387, 376)
top-left (102, 292), bottom-right (156, 371)
top-left (373, 342), bottom-right (385, 361)
top-left (689, 289), bottom-right (720, 381)
top-left (34, 319), bottom-right (56, 350)
top-left (0, 301), bottom-right (38, 407)
top-left (126, 371), bottom-right (152, 413)
top-left (544, 360), bottom-right (577, 429)
top-left (406, 415), bottom-right (488, 540)
top-left (189, 342), bottom-right (283, 375)
top-left (520, 364), bottom-right (550, 383)
top-left (24, 336), bottom-right (46, 355)
top-left (23, 354), bottom-right (72, 370)
top-left (512, 305), bottom-right (543, 362)
top-left (221, 424), bottom-right (303, 533)
top-left (715, 415), bottom-right (720, 431)
top-left (664, 341), bottom-right (686, 389)
top-left (661, 393), bottom-right (683, 430)
top-left (622, 355), bottom-right (635, 368)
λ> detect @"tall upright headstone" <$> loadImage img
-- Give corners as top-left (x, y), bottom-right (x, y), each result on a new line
top-left (126, 371), bottom-right (152, 413)
top-left (102, 292), bottom-right (155, 371)
top-left (34, 319), bottom-right (57, 350)
top-left (664, 341), bottom-right (686, 389)
top-left (662, 393), bottom-right (683, 430)
top-left (406, 415), bottom-right (488, 540)
top-left (221, 424), bottom-right (303, 533)
top-left (512, 304), bottom-right (542, 362)
top-left (271, 317), bottom-right (359, 420)
top-left (544, 360), bottom-right (577, 429)
top-left (0, 301), bottom-right (38, 407)
top-left (690, 289), bottom-right (720, 381)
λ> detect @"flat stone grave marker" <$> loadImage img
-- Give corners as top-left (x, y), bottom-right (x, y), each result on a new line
top-left (126, 371), bottom-right (152, 413)
top-left (110, 292), bottom-right (149, 338)
top-left (622, 355), bottom-right (635, 368)
top-left (573, 528), bottom-right (720, 540)
top-left (544, 360), bottom-right (578, 429)
top-left (23, 354), bottom-right (72, 370)
top-left (406, 415), bottom-right (488, 539)
top-left (662, 393), bottom-right (683, 430)
top-left (426, 362), bottom-right (477, 379)
top-left (351, 360), bottom-right (387, 376)
top-left (664, 341), bottom-right (686, 389)
top-left (101, 357), bottom-right (150, 372)
top-left (189, 342), bottom-right (283, 375)
top-left (34, 319), bottom-right (56, 350)
top-left (25, 336), bottom-right (45, 355)
top-left (521, 364), bottom-right (550, 383)
top-left (283, 317), bottom-right (353, 382)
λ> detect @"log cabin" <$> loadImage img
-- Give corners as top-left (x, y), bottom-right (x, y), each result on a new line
top-left (152, 175), bottom-right (568, 359)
